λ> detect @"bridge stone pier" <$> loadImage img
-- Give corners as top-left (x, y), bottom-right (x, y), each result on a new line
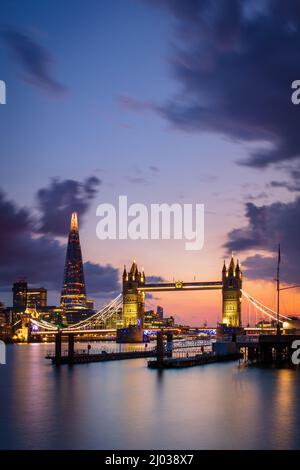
top-left (116, 260), bottom-right (145, 343)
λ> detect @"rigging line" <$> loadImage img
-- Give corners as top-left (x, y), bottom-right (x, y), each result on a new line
top-left (241, 290), bottom-right (291, 320)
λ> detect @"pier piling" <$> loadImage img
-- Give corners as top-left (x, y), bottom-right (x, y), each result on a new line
top-left (156, 331), bottom-right (164, 368)
top-left (68, 334), bottom-right (75, 364)
top-left (54, 331), bottom-right (62, 366)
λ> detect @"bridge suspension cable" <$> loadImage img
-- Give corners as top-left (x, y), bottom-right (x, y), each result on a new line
top-left (22, 294), bottom-right (123, 332)
top-left (30, 318), bottom-right (58, 331)
top-left (66, 294), bottom-right (123, 330)
top-left (241, 289), bottom-right (291, 323)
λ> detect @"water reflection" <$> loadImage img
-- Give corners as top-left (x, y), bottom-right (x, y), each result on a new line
top-left (1, 343), bottom-right (300, 449)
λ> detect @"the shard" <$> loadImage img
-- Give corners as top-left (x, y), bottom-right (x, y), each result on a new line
top-left (60, 212), bottom-right (87, 310)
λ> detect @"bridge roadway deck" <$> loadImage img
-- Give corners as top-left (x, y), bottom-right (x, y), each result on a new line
top-left (140, 281), bottom-right (223, 292)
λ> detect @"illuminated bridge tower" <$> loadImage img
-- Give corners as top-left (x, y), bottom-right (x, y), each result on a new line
top-left (60, 212), bottom-right (87, 310)
top-left (117, 260), bottom-right (145, 342)
top-left (222, 256), bottom-right (242, 327)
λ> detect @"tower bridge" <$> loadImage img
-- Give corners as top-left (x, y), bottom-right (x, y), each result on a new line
top-left (119, 255), bottom-right (242, 342)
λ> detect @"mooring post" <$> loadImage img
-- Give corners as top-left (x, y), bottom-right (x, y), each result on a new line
top-left (166, 332), bottom-right (173, 357)
top-left (55, 330), bottom-right (62, 366)
top-left (157, 330), bottom-right (164, 368)
top-left (68, 334), bottom-right (75, 364)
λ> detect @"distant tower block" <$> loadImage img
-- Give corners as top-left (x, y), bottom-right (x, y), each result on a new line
top-left (60, 212), bottom-right (87, 310)
top-left (222, 256), bottom-right (242, 327)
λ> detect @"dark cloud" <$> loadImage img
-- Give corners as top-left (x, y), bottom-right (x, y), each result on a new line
top-left (144, 276), bottom-right (165, 298)
top-left (240, 254), bottom-right (279, 281)
top-left (269, 180), bottom-right (300, 192)
top-left (2, 29), bottom-right (66, 95)
top-left (0, 188), bottom-right (119, 301)
top-left (243, 192), bottom-right (268, 201)
top-left (146, 0), bottom-right (300, 167)
top-left (84, 262), bottom-right (119, 295)
top-left (36, 176), bottom-right (101, 236)
top-left (225, 197), bottom-right (300, 283)
top-left (269, 168), bottom-right (300, 192)
top-left (149, 165), bottom-right (159, 172)
top-left (126, 166), bottom-right (159, 185)
top-left (147, 275), bottom-right (165, 283)
top-left (0, 189), bottom-right (65, 290)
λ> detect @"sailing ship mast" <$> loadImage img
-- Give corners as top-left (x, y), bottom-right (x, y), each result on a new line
top-left (276, 244), bottom-right (281, 336)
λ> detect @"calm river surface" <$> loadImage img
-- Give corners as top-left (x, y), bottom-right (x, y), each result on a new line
top-left (1, 342), bottom-right (300, 449)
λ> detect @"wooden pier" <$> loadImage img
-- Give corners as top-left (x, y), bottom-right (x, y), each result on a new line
top-left (147, 330), bottom-right (242, 369)
top-left (46, 332), bottom-right (156, 365)
top-left (46, 349), bottom-right (156, 365)
top-left (236, 334), bottom-right (300, 366)
top-left (148, 352), bottom-right (242, 369)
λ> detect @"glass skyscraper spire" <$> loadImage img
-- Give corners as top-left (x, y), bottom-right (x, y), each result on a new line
top-left (60, 212), bottom-right (87, 310)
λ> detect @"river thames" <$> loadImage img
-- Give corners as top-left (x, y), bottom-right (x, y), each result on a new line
top-left (0, 342), bottom-right (300, 450)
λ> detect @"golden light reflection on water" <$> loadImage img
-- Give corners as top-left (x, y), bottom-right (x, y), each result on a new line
top-left (1, 343), bottom-right (300, 449)
top-left (269, 369), bottom-right (296, 448)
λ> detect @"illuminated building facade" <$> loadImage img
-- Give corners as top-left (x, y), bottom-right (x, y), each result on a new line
top-left (12, 280), bottom-right (47, 311)
top-left (60, 212), bottom-right (88, 311)
top-left (26, 288), bottom-right (47, 308)
top-left (12, 280), bottom-right (27, 310)
top-left (157, 305), bottom-right (164, 320)
top-left (222, 256), bottom-right (242, 327)
top-left (0, 302), bottom-right (6, 326)
top-left (144, 309), bottom-right (174, 329)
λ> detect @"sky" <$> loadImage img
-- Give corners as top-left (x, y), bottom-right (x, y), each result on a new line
top-left (1, 0), bottom-right (300, 325)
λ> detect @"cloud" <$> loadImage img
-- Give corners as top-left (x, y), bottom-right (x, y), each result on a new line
top-left (0, 187), bottom-right (119, 301)
top-left (147, 275), bottom-right (165, 283)
top-left (127, 176), bottom-right (148, 184)
top-left (149, 165), bottom-right (159, 172)
top-left (0, 189), bottom-right (65, 290)
top-left (84, 262), bottom-right (120, 295)
top-left (2, 29), bottom-right (66, 95)
top-left (240, 254), bottom-right (278, 281)
top-left (224, 197), bottom-right (300, 283)
top-left (269, 180), bottom-right (300, 192)
top-left (126, 166), bottom-right (159, 185)
top-left (36, 176), bottom-right (101, 236)
top-left (269, 167), bottom-right (300, 192)
top-left (146, 0), bottom-right (300, 167)
top-left (144, 275), bottom-right (165, 299)
top-left (243, 192), bottom-right (269, 201)
top-left (119, 95), bottom-right (155, 113)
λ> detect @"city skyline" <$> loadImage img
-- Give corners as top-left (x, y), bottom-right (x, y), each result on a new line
top-left (2, 1), bottom-right (300, 455)
top-left (1, 0), bottom-right (300, 325)
top-left (0, 207), bottom-right (292, 328)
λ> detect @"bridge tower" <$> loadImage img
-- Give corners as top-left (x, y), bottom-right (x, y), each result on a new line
top-left (117, 260), bottom-right (145, 342)
top-left (222, 256), bottom-right (242, 327)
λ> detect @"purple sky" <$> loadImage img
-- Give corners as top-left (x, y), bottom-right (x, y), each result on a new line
top-left (1, 0), bottom-right (300, 324)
